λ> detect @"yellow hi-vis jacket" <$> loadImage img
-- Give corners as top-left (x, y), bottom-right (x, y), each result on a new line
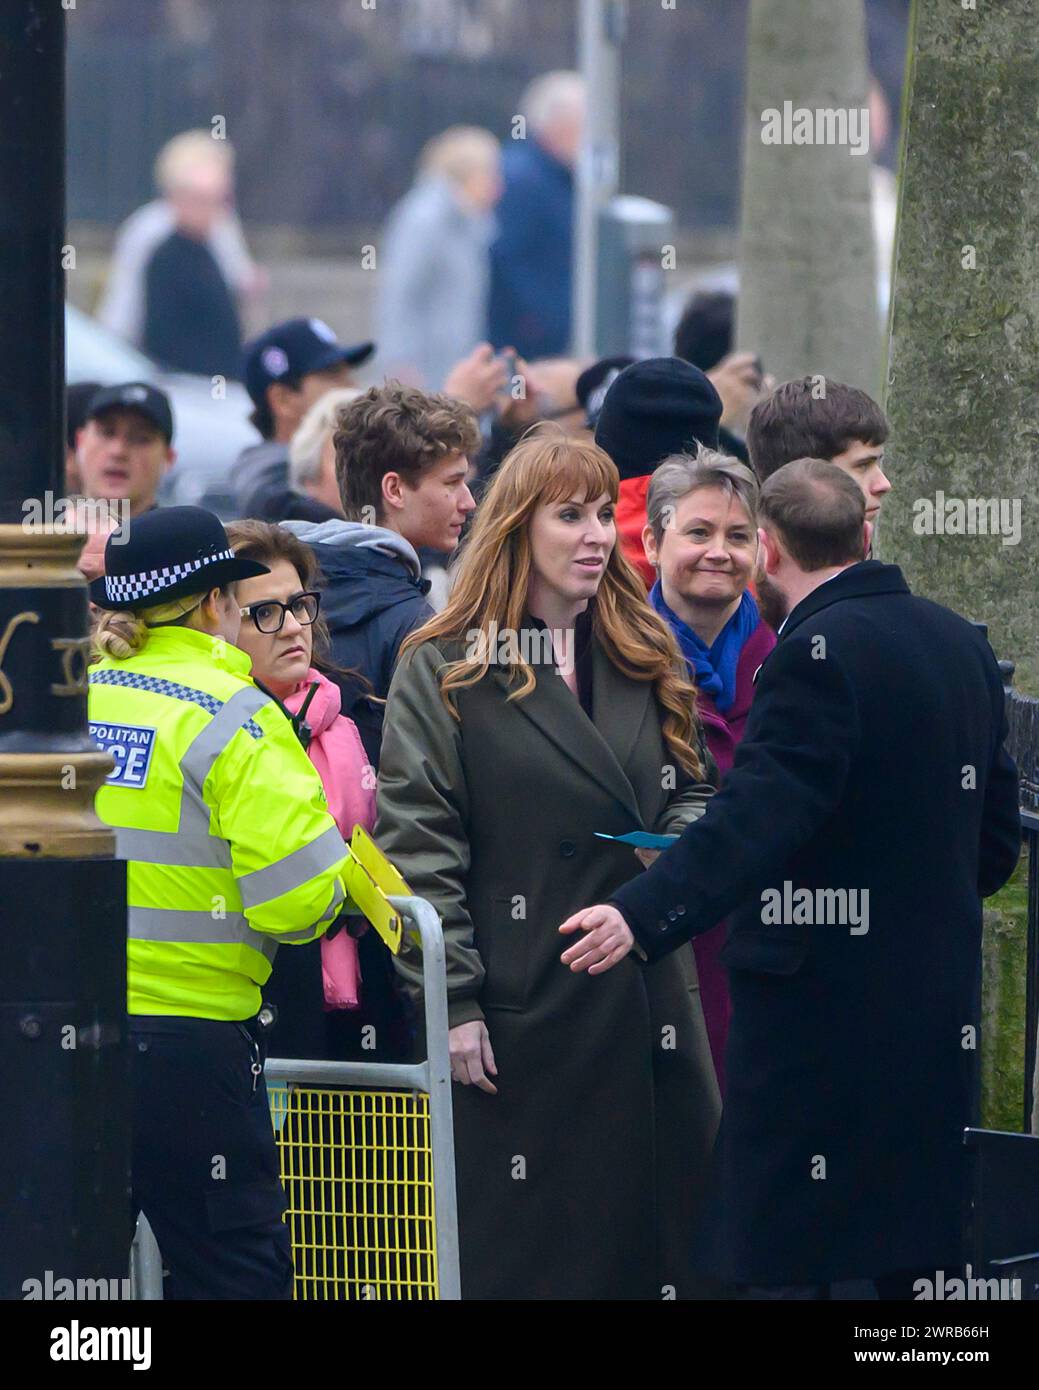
top-left (88, 624), bottom-right (350, 1021)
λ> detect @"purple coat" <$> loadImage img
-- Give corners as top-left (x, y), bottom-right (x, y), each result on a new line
top-left (690, 616), bottom-right (777, 1092)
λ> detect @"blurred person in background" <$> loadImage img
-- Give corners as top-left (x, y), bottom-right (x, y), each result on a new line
top-left (642, 448), bottom-right (777, 1091)
top-left (488, 71), bottom-right (586, 359)
top-left (519, 355), bottom-right (590, 434)
top-left (594, 357), bottom-right (723, 587)
top-left (286, 387), bottom-right (361, 520)
top-left (228, 521), bottom-right (376, 1061)
top-left (376, 127), bottom-right (503, 390)
top-left (281, 383), bottom-right (479, 766)
top-left (673, 290), bottom-right (774, 463)
top-left (98, 130), bottom-right (264, 349)
top-left (141, 138), bottom-right (244, 379)
top-left (438, 342), bottom-right (546, 490)
top-left (65, 379), bottom-right (103, 493)
top-left (374, 429), bottom-right (720, 1299)
top-left (674, 291), bottom-right (735, 375)
top-left (574, 355), bottom-right (634, 434)
top-left (229, 318), bottom-right (374, 520)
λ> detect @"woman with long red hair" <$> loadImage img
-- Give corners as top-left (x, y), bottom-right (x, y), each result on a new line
top-left (375, 427), bottom-right (721, 1299)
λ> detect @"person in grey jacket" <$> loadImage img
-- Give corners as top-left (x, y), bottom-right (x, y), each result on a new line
top-left (375, 127), bottom-right (502, 391)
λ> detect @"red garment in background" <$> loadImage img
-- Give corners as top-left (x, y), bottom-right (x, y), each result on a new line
top-left (616, 475), bottom-right (655, 587)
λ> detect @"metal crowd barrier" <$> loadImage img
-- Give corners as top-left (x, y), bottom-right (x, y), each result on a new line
top-left (131, 894), bottom-right (459, 1300)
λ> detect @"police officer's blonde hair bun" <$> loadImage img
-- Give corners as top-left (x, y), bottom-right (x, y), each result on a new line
top-left (92, 592), bottom-right (209, 661)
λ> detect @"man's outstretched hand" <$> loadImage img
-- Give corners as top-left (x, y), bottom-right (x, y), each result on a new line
top-left (559, 905), bottom-right (634, 974)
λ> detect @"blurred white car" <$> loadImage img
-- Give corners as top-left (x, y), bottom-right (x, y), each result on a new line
top-left (66, 303), bottom-right (258, 505)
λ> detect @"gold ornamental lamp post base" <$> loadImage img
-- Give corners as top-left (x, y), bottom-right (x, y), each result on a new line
top-left (0, 524), bottom-right (114, 858)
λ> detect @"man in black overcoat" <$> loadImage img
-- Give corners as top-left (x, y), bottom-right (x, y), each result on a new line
top-left (561, 457), bottom-right (1022, 1298)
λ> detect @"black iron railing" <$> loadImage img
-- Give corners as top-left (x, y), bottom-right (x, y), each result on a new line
top-left (1001, 665), bottom-right (1038, 1133)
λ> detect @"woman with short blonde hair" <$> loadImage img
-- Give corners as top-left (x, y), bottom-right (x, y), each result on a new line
top-left (642, 443), bottom-right (777, 1092)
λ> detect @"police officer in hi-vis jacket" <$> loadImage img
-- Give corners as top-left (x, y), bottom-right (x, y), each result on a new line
top-left (88, 506), bottom-right (350, 1299)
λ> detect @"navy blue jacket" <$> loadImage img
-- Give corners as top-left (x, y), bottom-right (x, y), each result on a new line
top-left (321, 548), bottom-right (431, 766)
top-left (611, 561), bottom-right (1021, 1285)
top-left (488, 139), bottom-right (573, 359)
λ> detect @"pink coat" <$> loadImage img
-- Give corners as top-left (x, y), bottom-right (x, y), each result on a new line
top-left (283, 669), bottom-right (376, 1009)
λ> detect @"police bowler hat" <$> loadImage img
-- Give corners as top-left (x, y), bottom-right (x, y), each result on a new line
top-left (89, 506), bottom-right (270, 611)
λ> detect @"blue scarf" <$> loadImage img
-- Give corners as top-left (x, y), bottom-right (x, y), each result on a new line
top-left (649, 583), bottom-right (760, 714)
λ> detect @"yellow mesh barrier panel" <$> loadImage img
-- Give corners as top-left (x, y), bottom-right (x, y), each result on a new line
top-left (269, 1085), bottom-right (439, 1300)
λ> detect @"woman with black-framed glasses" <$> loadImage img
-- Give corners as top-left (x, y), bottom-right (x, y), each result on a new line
top-left (227, 520), bottom-right (379, 1063)
top-left (239, 590), bottom-right (321, 635)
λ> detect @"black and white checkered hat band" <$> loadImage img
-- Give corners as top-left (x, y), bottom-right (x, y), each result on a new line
top-left (104, 548), bottom-right (235, 604)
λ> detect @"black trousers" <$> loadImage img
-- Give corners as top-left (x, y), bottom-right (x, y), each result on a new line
top-left (130, 1016), bottom-right (293, 1300)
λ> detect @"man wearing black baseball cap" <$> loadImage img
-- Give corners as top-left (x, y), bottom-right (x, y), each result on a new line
top-left (230, 317), bottom-right (374, 522)
top-left (76, 381), bottom-right (177, 519)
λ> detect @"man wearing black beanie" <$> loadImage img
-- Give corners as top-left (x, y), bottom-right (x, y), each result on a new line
top-left (594, 357), bottom-right (723, 587)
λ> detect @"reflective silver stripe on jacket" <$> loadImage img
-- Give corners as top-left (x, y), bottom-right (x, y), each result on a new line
top-left (247, 875), bottom-right (347, 944)
top-left (116, 827), bottom-right (232, 869)
top-left (117, 680), bottom-right (343, 943)
top-left (128, 905), bottom-right (278, 961)
top-left (237, 823), bottom-right (347, 910)
top-left (318, 877), bottom-right (347, 924)
top-left (118, 684), bottom-right (271, 866)
top-left (176, 685), bottom-right (272, 835)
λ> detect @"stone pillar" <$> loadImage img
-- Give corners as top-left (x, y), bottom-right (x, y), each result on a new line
top-left (737, 0), bottom-right (880, 392)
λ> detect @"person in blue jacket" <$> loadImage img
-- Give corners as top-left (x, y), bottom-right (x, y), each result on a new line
top-left (488, 71), bottom-right (585, 360)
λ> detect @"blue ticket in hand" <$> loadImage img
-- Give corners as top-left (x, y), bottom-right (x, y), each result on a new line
top-left (594, 831), bottom-right (679, 850)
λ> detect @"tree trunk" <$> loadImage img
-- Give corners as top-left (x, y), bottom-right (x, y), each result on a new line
top-left (737, 0), bottom-right (880, 392)
top-left (884, 0), bottom-right (1039, 1133)
top-left (881, 0), bottom-right (1039, 693)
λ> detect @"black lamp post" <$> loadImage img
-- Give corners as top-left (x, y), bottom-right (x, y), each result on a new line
top-left (0, 1), bottom-right (129, 1298)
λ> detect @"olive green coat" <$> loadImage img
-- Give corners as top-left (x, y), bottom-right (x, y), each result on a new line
top-left (375, 630), bottom-right (721, 1299)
